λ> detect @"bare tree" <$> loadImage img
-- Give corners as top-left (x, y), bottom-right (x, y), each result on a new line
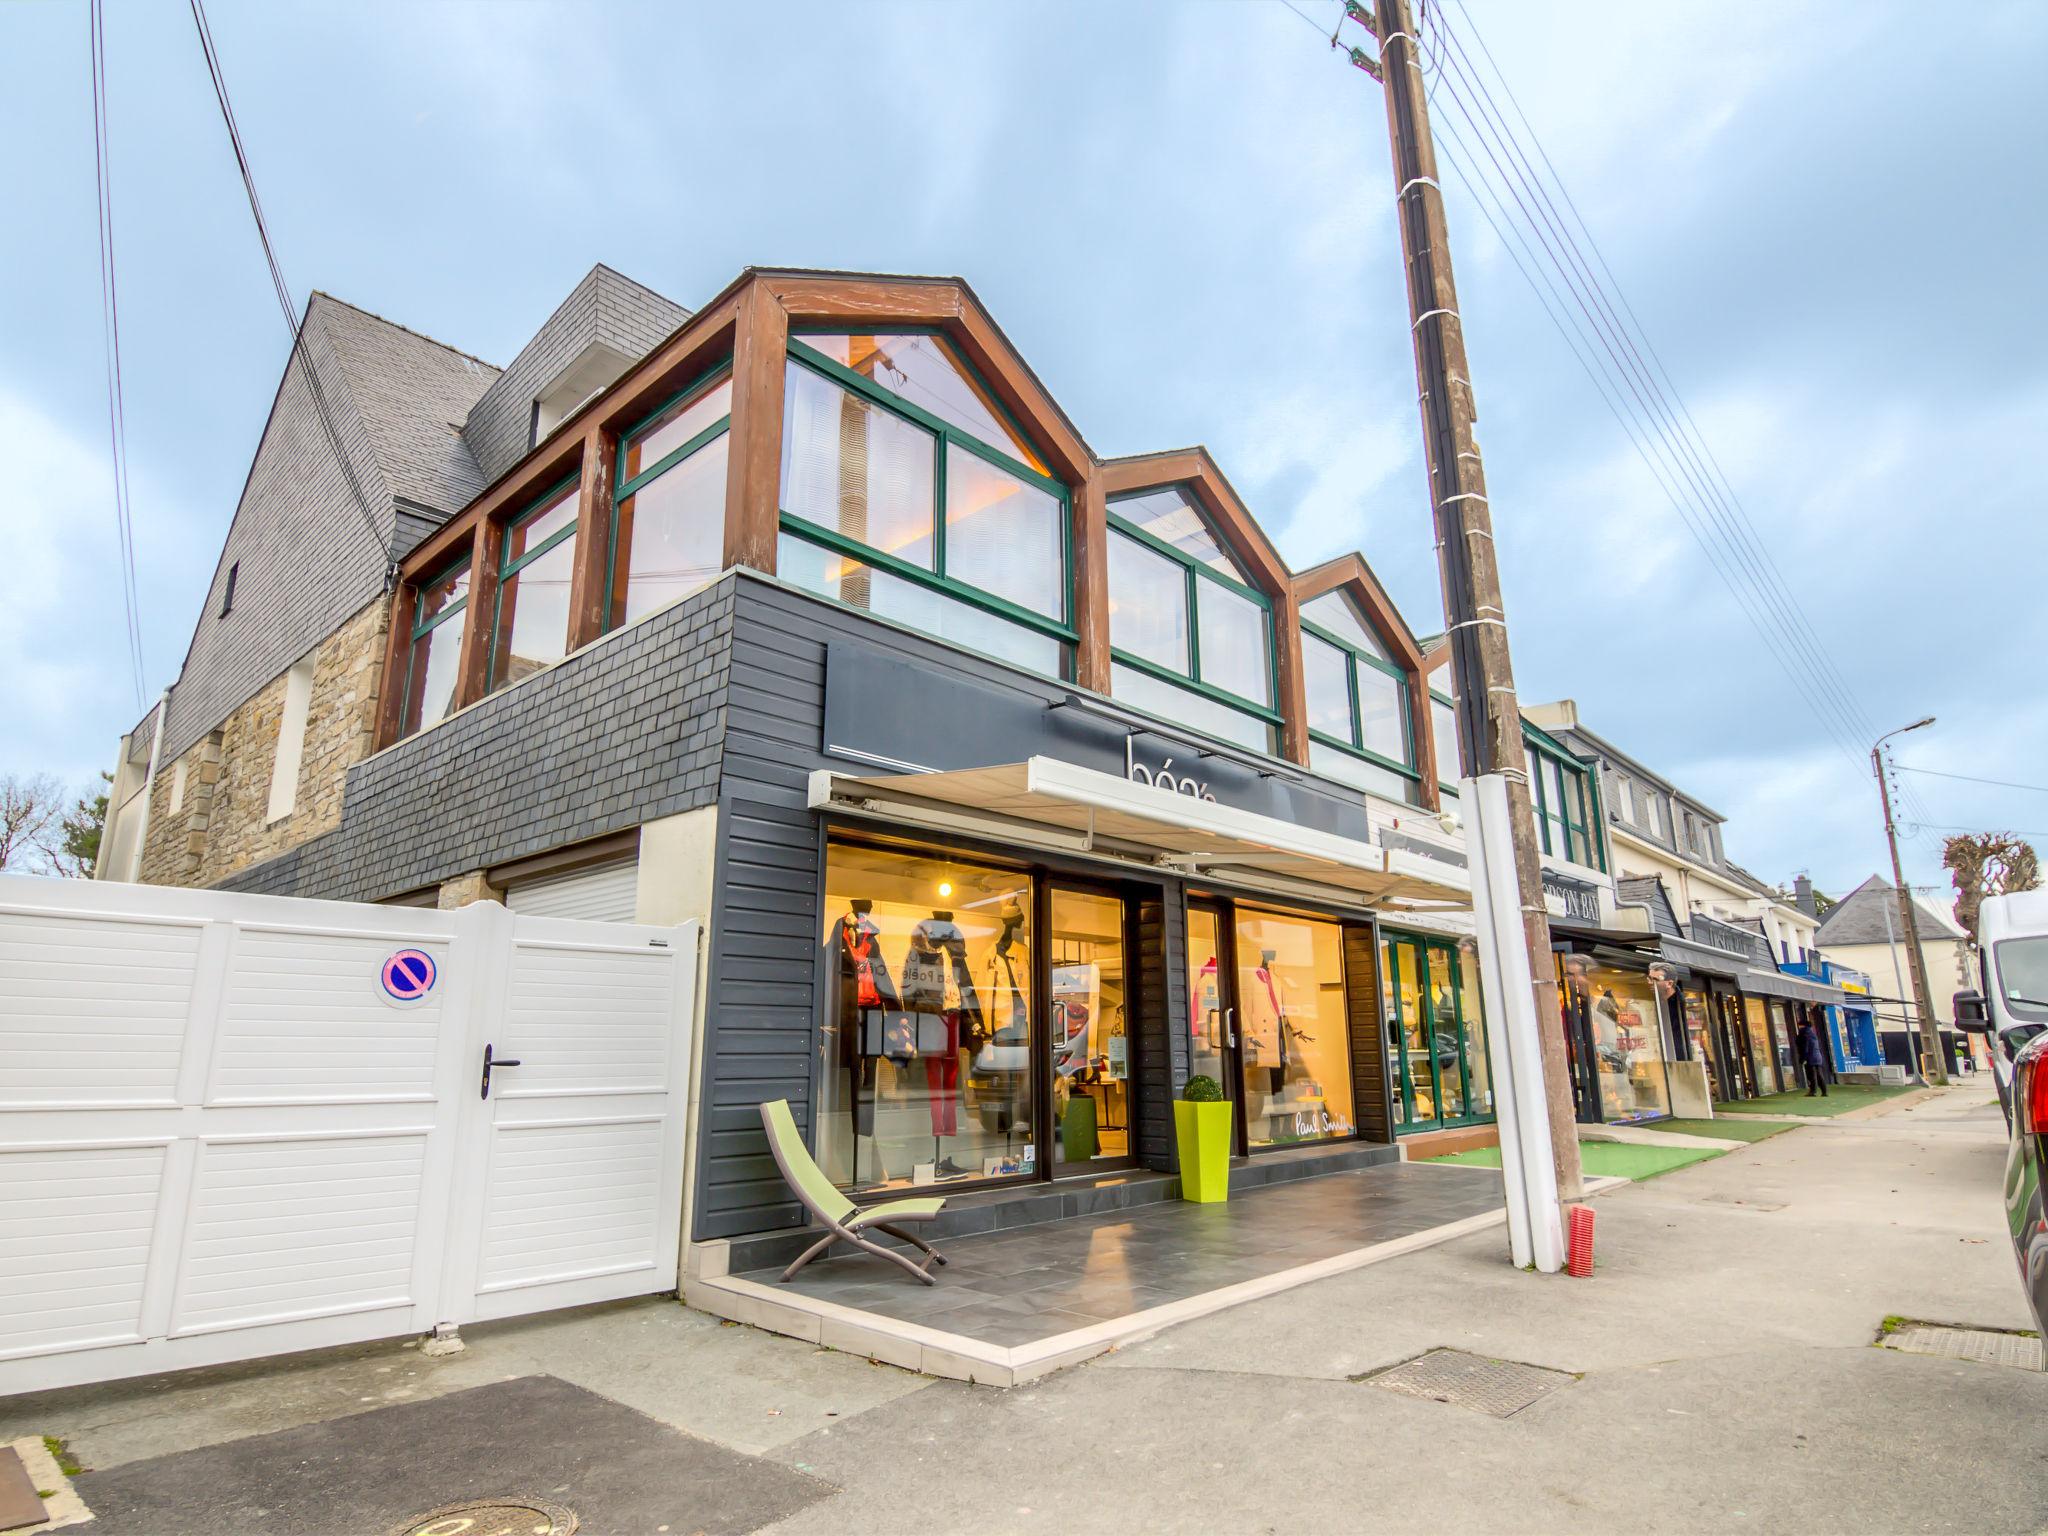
top-left (1943, 831), bottom-right (2043, 943)
top-left (0, 773), bottom-right (67, 874)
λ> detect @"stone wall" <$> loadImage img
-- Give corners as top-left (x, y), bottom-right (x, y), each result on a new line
top-left (138, 596), bottom-right (391, 888)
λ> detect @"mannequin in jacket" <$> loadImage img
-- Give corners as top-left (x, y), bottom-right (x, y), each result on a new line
top-left (898, 912), bottom-right (985, 1160)
top-left (828, 900), bottom-right (899, 1142)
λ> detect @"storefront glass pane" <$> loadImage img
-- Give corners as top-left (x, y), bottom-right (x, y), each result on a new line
top-left (1392, 939), bottom-right (1434, 1126)
top-left (778, 534), bottom-right (1065, 678)
top-left (1300, 590), bottom-right (1390, 661)
top-left (780, 362), bottom-right (936, 569)
top-left (817, 843), bottom-right (1035, 1193)
top-left (1110, 487), bottom-right (1244, 578)
top-left (1050, 889), bottom-right (1130, 1170)
top-left (1107, 530), bottom-right (1189, 673)
top-left (612, 432), bottom-right (728, 626)
top-left (942, 444), bottom-right (1063, 621)
top-left (1194, 578), bottom-right (1272, 708)
top-left (1683, 989), bottom-right (1714, 1081)
top-left (1308, 741), bottom-right (1418, 804)
top-left (1236, 911), bottom-right (1353, 1145)
top-left (1111, 664), bottom-right (1274, 754)
top-left (1743, 996), bottom-right (1777, 1094)
top-left (491, 528), bottom-right (576, 691)
top-left (1432, 694), bottom-right (1461, 786)
top-left (1302, 632), bottom-right (1352, 742)
top-left (1356, 662), bottom-right (1406, 765)
top-left (799, 333), bottom-right (1045, 473)
top-left (1560, 956), bottom-right (1671, 1122)
top-left (1186, 906), bottom-right (1229, 1101)
top-left (1454, 939), bottom-right (1492, 1120)
top-left (1768, 1000), bottom-right (1796, 1087)
top-left (624, 378), bottom-right (732, 479)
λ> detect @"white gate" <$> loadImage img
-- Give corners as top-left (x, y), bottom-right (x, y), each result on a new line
top-left (0, 875), bottom-right (697, 1395)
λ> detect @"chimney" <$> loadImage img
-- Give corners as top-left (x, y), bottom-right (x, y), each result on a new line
top-left (1793, 874), bottom-right (1815, 918)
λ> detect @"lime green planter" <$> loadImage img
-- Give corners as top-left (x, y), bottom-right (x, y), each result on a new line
top-left (1174, 1100), bottom-right (1233, 1203)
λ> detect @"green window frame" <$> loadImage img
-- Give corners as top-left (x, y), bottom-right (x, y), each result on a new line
top-left (1300, 607), bottom-right (1418, 784)
top-left (607, 361), bottom-right (733, 629)
top-left (1106, 491), bottom-right (1282, 732)
top-left (778, 331), bottom-right (1076, 659)
top-left (1523, 721), bottom-right (1607, 873)
top-left (1383, 929), bottom-right (1494, 1134)
top-left (400, 556), bottom-right (469, 738)
top-left (488, 473), bottom-right (581, 693)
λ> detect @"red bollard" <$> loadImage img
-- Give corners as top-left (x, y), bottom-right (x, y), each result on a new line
top-left (1566, 1203), bottom-right (1596, 1278)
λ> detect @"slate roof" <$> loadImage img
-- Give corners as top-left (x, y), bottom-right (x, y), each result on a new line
top-left (310, 293), bottom-right (500, 519)
top-left (1814, 874), bottom-right (1968, 947)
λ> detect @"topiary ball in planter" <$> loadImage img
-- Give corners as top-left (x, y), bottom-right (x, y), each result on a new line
top-left (1183, 1073), bottom-right (1224, 1103)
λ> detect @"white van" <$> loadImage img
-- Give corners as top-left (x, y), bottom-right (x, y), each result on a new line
top-left (1957, 888), bottom-right (2048, 1125)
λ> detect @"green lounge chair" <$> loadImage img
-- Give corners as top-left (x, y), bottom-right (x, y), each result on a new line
top-left (758, 1098), bottom-right (951, 1285)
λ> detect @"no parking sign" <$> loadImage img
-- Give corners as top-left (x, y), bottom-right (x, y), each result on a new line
top-left (381, 948), bottom-right (438, 1006)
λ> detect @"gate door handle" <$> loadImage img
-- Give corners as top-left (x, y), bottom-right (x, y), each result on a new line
top-left (481, 1042), bottom-right (523, 1099)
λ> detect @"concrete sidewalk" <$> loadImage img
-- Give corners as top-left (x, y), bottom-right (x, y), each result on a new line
top-left (3, 1083), bottom-right (2036, 1534)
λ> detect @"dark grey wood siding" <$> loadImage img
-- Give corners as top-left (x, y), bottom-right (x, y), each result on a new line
top-left (1345, 922), bottom-right (1394, 1143)
top-left (1134, 887), bottom-right (1191, 1171)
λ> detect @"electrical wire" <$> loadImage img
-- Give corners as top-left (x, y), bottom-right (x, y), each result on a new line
top-left (89, 0), bottom-right (146, 713)
top-left (187, 0), bottom-right (395, 581)
top-left (1893, 764), bottom-right (2048, 796)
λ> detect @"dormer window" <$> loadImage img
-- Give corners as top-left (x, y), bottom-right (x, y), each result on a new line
top-left (1106, 488), bottom-right (1277, 754)
top-left (1299, 590), bottom-right (1416, 801)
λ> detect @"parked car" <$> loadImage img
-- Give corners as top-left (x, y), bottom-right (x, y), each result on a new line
top-left (2000, 1030), bottom-right (2048, 1345)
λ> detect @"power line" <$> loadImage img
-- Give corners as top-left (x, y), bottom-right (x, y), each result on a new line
top-left (186, 0), bottom-right (394, 582)
top-left (1894, 764), bottom-right (2048, 796)
top-left (1904, 822), bottom-right (2048, 839)
top-left (89, 0), bottom-right (145, 713)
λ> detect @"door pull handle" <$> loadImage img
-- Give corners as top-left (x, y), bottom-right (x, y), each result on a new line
top-left (1224, 1006), bottom-right (1237, 1047)
top-left (481, 1042), bottom-right (522, 1099)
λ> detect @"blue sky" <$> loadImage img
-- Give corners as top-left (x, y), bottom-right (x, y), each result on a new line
top-left (3, 0), bottom-right (2044, 901)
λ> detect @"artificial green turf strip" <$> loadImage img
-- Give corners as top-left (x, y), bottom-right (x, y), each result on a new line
top-left (1630, 1116), bottom-right (1795, 1143)
top-left (1712, 1083), bottom-right (1917, 1118)
top-left (1427, 1139), bottom-right (1722, 1180)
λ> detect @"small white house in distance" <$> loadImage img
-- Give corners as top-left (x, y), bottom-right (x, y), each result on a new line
top-left (1815, 875), bottom-right (1978, 1074)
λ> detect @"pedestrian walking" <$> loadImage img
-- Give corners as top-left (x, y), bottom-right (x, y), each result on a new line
top-left (1797, 1018), bottom-right (1829, 1097)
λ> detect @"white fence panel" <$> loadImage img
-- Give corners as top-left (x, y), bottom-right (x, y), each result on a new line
top-left (0, 875), bottom-right (696, 1396)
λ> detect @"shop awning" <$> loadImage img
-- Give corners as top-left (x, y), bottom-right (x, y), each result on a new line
top-left (1739, 967), bottom-right (1847, 1005)
top-left (807, 756), bottom-right (1470, 912)
top-left (1658, 935), bottom-right (1751, 979)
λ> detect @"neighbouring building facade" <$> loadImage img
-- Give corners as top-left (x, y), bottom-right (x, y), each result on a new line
top-left (1815, 875), bottom-right (1979, 1077)
top-left (105, 263), bottom-right (1651, 1280)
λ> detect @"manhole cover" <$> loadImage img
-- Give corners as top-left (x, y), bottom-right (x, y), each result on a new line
top-left (1879, 1322), bottom-right (2044, 1371)
top-left (389, 1496), bottom-right (578, 1536)
top-left (1354, 1348), bottom-right (1575, 1417)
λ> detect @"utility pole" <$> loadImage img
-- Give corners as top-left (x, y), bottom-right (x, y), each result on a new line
top-left (1364, 0), bottom-right (1583, 1250)
top-left (1872, 719), bottom-right (1946, 1084)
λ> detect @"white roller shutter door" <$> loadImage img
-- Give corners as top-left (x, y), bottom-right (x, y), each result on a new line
top-left (503, 859), bottom-right (638, 922)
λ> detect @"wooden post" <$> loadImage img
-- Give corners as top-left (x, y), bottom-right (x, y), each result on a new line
top-left (1071, 469), bottom-right (1111, 692)
top-left (1410, 672), bottom-right (1441, 811)
top-left (372, 581), bottom-right (417, 751)
top-left (1376, 0), bottom-right (1583, 1200)
top-left (1272, 588), bottom-right (1311, 767)
top-left (722, 279), bottom-right (790, 573)
top-left (565, 423), bottom-right (618, 651)
top-left (452, 515), bottom-right (503, 711)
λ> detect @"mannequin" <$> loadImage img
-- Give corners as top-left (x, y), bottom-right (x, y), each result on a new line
top-left (829, 898), bottom-right (898, 1146)
top-left (899, 911), bottom-right (984, 1174)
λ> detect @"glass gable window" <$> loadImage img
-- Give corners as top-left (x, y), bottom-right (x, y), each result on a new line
top-left (610, 370), bottom-right (732, 627)
top-left (1431, 690), bottom-right (1460, 794)
top-left (779, 333), bottom-right (1071, 678)
top-left (1525, 726), bottom-right (1605, 872)
top-left (489, 480), bottom-right (579, 693)
top-left (1106, 488), bottom-right (1277, 753)
top-left (1299, 588), bottom-right (1417, 801)
top-left (401, 559), bottom-right (468, 737)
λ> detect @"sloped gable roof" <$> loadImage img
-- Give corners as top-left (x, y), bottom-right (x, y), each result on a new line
top-left (1815, 874), bottom-right (1967, 947)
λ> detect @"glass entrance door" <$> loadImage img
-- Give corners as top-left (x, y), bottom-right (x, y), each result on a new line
top-left (1384, 932), bottom-right (1488, 1134)
top-left (1048, 885), bottom-right (1135, 1173)
top-left (1187, 902), bottom-right (1358, 1151)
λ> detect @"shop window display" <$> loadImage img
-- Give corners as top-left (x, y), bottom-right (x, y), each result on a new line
top-left (1559, 955), bottom-right (1671, 1122)
top-left (1048, 888), bottom-right (1131, 1170)
top-left (818, 844), bottom-right (1034, 1193)
top-left (1235, 911), bottom-right (1354, 1146)
top-left (1743, 996), bottom-right (1778, 1095)
top-left (1383, 931), bottom-right (1491, 1132)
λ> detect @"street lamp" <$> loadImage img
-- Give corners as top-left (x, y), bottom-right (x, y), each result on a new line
top-left (1871, 716), bottom-right (1945, 1085)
